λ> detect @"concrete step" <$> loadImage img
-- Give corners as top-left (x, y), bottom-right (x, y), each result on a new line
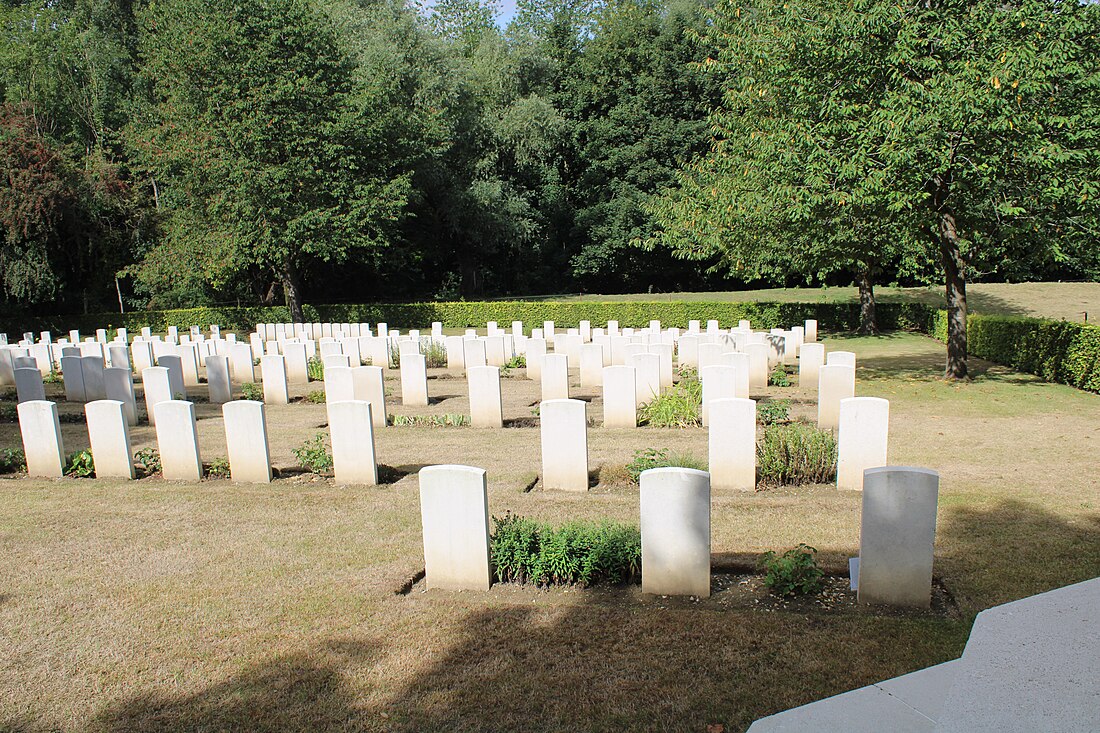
top-left (745, 660), bottom-right (960, 733)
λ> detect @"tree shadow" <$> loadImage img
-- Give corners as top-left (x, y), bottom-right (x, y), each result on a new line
top-left (93, 639), bottom-right (381, 732)
top-left (936, 498), bottom-right (1100, 614)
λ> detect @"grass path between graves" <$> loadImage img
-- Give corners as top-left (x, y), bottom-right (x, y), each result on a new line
top-left (2, 332), bottom-right (1099, 732)
top-left (555, 281), bottom-right (1100, 323)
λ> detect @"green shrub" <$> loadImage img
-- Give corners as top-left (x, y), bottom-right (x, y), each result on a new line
top-left (390, 413), bottom-right (470, 427)
top-left (424, 340), bottom-right (447, 368)
top-left (43, 370), bottom-right (62, 384)
top-left (306, 357), bottom-right (324, 382)
top-left (0, 447), bottom-right (26, 473)
top-left (65, 449), bottom-right (95, 478)
top-left (240, 382), bottom-right (263, 402)
top-left (757, 399), bottom-right (791, 425)
top-left (757, 423), bottom-right (837, 485)
top-left (134, 448), bottom-right (161, 476)
top-left (625, 448), bottom-right (708, 483)
top-left (929, 312), bottom-right (1100, 393)
top-left (0, 403), bottom-right (17, 422)
top-left (206, 456), bottom-right (231, 478)
top-left (305, 390), bottom-right (326, 404)
top-left (638, 372), bottom-right (702, 427)
top-left (293, 433), bottom-right (333, 475)
top-left (490, 513), bottom-right (641, 587)
top-left (503, 354), bottom-right (526, 369)
top-left (768, 365), bottom-right (792, 387)
top-left (761, 544), bottom-right (825, 597)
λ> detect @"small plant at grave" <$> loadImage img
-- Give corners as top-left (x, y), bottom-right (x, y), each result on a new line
top-left (757, 399), bottom-right (791, 426)
top-left (757, 423), bottom-right (837, 486)
top-left (173, 392), bottom-right (186, 401)
top-left (500, 354), bottom-right (526, 377)
top-left (625, 448), bottom-right (708, 483)
top-left (306, 356), bottom-right (324, 382)
top-left (637, 372), bottom-right (702, 428)
top-left (390, 413), bottom-right (471, 427)
top-left (530, 404), bottom-right (540, 417)
top-left (65, 449), bottom-right (95, 478)
top-left (387, 342), bottom-right (401, 369)
top-left (424, 340), bottom-right (447, 368)
top-left (206, 456), bottom-right (231, 478)
top-left (43, 371), bottom-right (63, 384)
top-left (305, 390), bottom-right (326, 404)
top-left (760, 544), bottom-right (824, 597)
top-left (0, 447), bottom-right (27, 473)
top-left (769, 365), bottom-right (792, 387)
top-left (294, 433), bottom-right (334, 475)
top-left (134, 448), bottom-right (161, 476)
top-left (490, 513), bottom-right (641, 587)
top-left (240, 382), bottom-right (263, 402)
top-left (0, 403), bottom-right (19, 422)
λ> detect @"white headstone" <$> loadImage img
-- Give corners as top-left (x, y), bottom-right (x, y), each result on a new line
top-left (206, 355), bottom-right (233, 404)
top-left (837, 397), bottom-right (889, 491)
top-left (629, 352), bottom-right (661, 405)
top-left (156, 354), bottom-right (185, 399)
top-left (805, 319), bottom-right (818, 342)
top-left (602, 365), bottom-right (637, 428)
top-left (721, 352), bottom-right (751, 399)
top-left (418, 465), bottom-right (492, 591)
top-left (858, 467), bottom-right (939, 608)
top-left (708, 398), bottom-right (756, 492)
top-left (17, 400), bottom-right (64, 477)
top-left (85, 400), bottom-right (135, 479)
top-left (154, 400), bottom-right (201, 480)
top-left (141, 366), bottom-right (172, 426)
top-left (222, 401), bottom-right (271, 484)
top-left (14, 367), bottom-right (45, 403)
top-left (827, 350), bottom-right (856, 369)
top-left (61, 355), bottom-right (86, 402)
top-left (539, 398), bottom-right (588, 491)
top-left (328, 400), bottom-right (377, 485)
top-left (104, 367), bottom-right (138, 426)
top-left (798, 342), bottom-right (825, 392)
top-left (579, 343), bottom-right (604, 388)
top-left (525, 338), bottom-right (546, 381)
top-left (744, 342), bottom-right (769, 391)
top-left (445, 336), bottom-right (466, 372)
top-left (700, 364), bottom-right (736, 427)
top-left (283, 342), bottom-right (309, 383)
top-left (352, 366), bottom-right (387, 428)
top-left (324, 366), bottom-right (355, 404)
top-left (260, 355), bottom-right (289, 405)
top-left (817, 364), bottom-right (855, 430)
top-left (541, 353), bottom-right (569, 401)
top-left (228, 342), bottom-right (255, 385)
top-left (400, 353), bottom-right (429, 406)
top-left (640, 467), bottom-right (711, 597)
top-left (467, 366), bottom-right (503, 428)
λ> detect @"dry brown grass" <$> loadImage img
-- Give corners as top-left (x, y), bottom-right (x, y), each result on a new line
top-left (1, 331), bottom-right (1098, 732)
top-left (559, 281), bottom-right (1100, 323)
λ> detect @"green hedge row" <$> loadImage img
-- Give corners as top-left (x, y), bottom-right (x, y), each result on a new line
top-left (3, 300), bottom-right (936, 335)
top-left (929, 312), bottom-right (1100, 393)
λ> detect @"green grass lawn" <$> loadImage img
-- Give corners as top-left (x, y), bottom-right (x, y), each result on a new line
top-left (1, 331), bottom-right (1098, 732)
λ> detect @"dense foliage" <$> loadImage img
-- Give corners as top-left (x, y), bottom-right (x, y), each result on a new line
top-left (490, 513), bottom-right (641, 586)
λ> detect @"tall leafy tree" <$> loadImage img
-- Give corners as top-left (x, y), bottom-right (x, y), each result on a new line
top-left (129, 0), bottom-right (410, 320)
top-left (653, 0), bottom-right (1099, 375)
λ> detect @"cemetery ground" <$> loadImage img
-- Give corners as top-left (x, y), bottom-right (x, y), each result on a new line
top-left (2, 332), bottom-right (1099, 732)
top-left (560, 280), bottom-right (1100, 322)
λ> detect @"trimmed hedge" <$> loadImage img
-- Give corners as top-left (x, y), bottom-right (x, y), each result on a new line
top-left (2, 299), bottom-right (935, 336)
top-left (929, 312), bottom-right (1100, 393)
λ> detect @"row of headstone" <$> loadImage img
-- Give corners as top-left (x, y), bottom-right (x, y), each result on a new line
top-left (417, 463), bottom-right (937, 607)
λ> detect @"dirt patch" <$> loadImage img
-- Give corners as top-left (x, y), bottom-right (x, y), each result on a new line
top-left (400, 572), bottom-right (959, 619)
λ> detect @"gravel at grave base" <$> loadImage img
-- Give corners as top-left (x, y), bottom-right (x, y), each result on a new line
top-left (399, 573), bottom-right (960, 620)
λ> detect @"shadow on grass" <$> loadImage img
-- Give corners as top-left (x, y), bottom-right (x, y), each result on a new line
top-left (936, 498), bottom-right (1100, 614)
top-left (89, 599), bottom-right (967, 733)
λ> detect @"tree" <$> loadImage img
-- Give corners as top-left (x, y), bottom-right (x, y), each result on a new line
top-left (129, 0), bottom-right (410, 321)
top-left (652, 0), bottom-right (1099, 374)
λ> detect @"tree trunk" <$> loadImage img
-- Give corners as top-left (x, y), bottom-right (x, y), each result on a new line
top-left (857, 265), bottom-right (877, 335)
top-left (938, 211), bottom-right (968, 379)
top-left (282, 259), bottom-right (305, 324)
